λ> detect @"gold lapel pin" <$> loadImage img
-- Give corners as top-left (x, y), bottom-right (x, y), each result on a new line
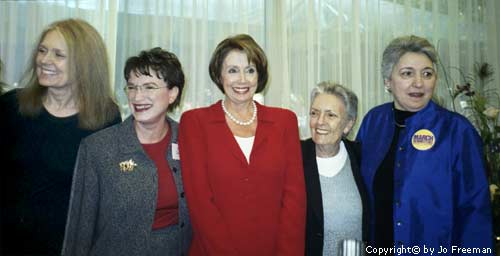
top-left (119, 159), bottom-right (137, 172)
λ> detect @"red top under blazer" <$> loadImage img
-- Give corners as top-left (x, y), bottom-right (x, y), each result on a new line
top-left (179, 100), bottom-right (306, 256)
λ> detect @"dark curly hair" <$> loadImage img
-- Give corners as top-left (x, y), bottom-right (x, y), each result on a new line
top-left (124, 47), bottom-right (185, 112)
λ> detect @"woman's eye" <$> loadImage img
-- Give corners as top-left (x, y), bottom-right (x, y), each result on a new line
top-left (144, 85), bottom-right (158, 90)
top-left (228, 68), bottom-right (238, 73)
top-left (56, 53), bottom-right (66, 58)
top-left (423, 71), bottom-right (434, 78)
top-left (401, 71), bottom-right (413, 77)
top-left (246, 67), bottom-right (256, 74)
top-left (327, 113), bottom-right (336, 118)
top-left (310, 111), bottom-right (318, 117)
top-left (38, 47), bottom-right (47, 53)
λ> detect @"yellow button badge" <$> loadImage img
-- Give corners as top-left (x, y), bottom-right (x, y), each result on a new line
top-left (411, 129), bottom-right (435, 151)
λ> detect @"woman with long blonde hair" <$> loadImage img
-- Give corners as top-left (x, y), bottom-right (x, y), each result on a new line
top-left (0, 18), bottom-right (121, 255)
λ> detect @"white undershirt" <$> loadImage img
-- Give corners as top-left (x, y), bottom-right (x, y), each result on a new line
top-left (234, 136), bottom-right (255, 163)
top-left (316, 141), bottom-right (348, 177)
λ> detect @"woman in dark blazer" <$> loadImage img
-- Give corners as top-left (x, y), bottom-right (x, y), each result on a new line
top-left (301, 81), bottom-right (369, 256)
top-left (179, 34), bottom-right (306, 256)
top-left (62, 48), bottom-right (191, 256)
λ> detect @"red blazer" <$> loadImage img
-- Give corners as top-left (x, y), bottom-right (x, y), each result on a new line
top-left (179, 100), bottom-right (306, 256)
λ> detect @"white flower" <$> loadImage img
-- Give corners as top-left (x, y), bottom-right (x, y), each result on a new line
top-left (491, 184), bottom-right (499, 201)
top-left (483, 107), bottom-right (500, 119)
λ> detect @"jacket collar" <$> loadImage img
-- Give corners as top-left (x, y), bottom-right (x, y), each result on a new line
top-left (390, 100), bottom-right (440, 127)
top-left (208, 100), bottom-right (275, 124)
top-left (405, 100), bottom-right (441, 126)
top-left (118, 115), bottom-right (178, 154)
top-left (207, 100), bottom-right (275, 165)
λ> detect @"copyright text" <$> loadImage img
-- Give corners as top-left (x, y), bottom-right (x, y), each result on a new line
top-left (365, 245), bottom-right (492, 255)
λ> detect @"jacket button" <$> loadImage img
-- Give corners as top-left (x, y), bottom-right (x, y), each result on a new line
top-left (396, 221), bottom-right (402, 226)
top-left (395, 201), bottom-right (401, 207)
top-left (172, 167), bottom-right (177, 173)
top-left (399, 146), bottom-right (404, 151)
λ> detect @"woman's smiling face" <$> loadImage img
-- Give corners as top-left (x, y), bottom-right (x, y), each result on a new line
top-left (221, 50), bottom-right (258, 105)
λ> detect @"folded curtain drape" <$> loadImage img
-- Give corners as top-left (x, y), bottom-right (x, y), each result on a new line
top-left (1, 0), bottom-right (498, 138)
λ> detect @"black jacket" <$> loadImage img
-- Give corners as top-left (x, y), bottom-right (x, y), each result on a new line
top-left (301, 138), bottom-right (369, 256)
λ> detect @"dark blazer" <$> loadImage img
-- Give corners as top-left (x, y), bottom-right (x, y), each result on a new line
top-left (62, 116), bottom-right (191, 256)
top-left (179, 100), bottom-right (306, 256)
top-left (301, 138), bottom-right (369, 256)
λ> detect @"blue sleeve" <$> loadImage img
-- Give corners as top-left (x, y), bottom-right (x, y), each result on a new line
top-left (452, 124), bottom-right (494, 254)
top-left (356, 112), bottom-right (370, 143)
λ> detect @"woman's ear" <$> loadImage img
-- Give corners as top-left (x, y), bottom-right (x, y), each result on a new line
top-left (343, 119), bottom-right (355, 136)
top-left (168, 86), bottom-right (179, 104)
top-left (384, 79), bottom-right (392, 93)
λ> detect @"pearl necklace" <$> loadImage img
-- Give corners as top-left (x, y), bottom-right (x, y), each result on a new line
top-left (221, 99), bottom-right (257, 126)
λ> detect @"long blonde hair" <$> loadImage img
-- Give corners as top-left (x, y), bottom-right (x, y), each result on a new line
top-left (18, 18), bottom-right (118, 130)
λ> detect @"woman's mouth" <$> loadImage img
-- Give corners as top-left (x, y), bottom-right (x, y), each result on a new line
top-left (232, 87), bottom-right (250, 94)
top-left (409, 92), bottom-right (424, 98)
top-left (314, 128), bottom-right (330, 135)
top-left (38, 67), bottom-right (58, 75)
top-left (133, 104), bottom-right (152, 112)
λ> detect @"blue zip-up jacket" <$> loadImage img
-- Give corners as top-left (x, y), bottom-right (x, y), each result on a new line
top-left (356, 101), bottom-right (493, 255)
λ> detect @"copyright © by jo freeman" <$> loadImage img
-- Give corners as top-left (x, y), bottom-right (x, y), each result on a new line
top-left (366, 245), bottom-right (492, 255)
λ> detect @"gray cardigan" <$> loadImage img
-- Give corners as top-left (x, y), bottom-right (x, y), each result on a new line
top-left (62, 117), bottom-right (191, 256)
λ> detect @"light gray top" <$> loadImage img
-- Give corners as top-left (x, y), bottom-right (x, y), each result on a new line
top-left (319, 157), bottom-right (362, 256)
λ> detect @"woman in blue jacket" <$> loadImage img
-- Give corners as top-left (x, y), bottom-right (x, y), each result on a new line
top-left (356, 35), bottom-right (493, 255)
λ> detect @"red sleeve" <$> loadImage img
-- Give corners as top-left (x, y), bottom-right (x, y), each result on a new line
top-left (276, 111), bottom-right (306, 256)
top-left (178, 110), bottom-right (239, 255)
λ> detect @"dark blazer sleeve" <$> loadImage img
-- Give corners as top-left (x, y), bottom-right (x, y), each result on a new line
top-left (301, 139), bottom-right (324, 256)
top-left (61, 140), bottom-right (100, 256)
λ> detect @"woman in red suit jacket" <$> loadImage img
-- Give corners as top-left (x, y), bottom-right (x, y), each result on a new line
top-left (179, 34), bottom-right (306, 256)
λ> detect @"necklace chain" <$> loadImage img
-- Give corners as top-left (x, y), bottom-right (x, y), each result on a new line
top-left (394, 121), bottom-right (406, 128)
top-left (221, 99), bottom-right (257, 126)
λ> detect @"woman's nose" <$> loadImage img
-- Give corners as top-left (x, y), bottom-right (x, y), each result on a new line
top-left (239, 71), bottom-right (248, 82)
top-left (413, 74), bottom-right (424, 88)
top-left (40, 52), bottom-right (53, 63)
top-left (132, 86), bottom-right (147, 100)
top-left (317, 113), bottom-right (325, 124)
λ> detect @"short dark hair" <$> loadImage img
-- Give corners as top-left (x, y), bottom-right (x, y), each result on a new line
top-left (209, 34), bottom-right (268, 93)
top-left (124, 47), bottom-right (185, 112)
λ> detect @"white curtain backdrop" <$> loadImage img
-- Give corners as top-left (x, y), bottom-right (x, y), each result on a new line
top-left (1, 0), bottom-right (499, 139)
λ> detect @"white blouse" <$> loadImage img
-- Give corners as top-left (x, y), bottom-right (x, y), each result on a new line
top-left (234, 135), bottom-right (255, 163)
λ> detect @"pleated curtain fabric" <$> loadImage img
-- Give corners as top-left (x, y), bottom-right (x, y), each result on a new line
top-left (1, 0), bottom-right (499, 137)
